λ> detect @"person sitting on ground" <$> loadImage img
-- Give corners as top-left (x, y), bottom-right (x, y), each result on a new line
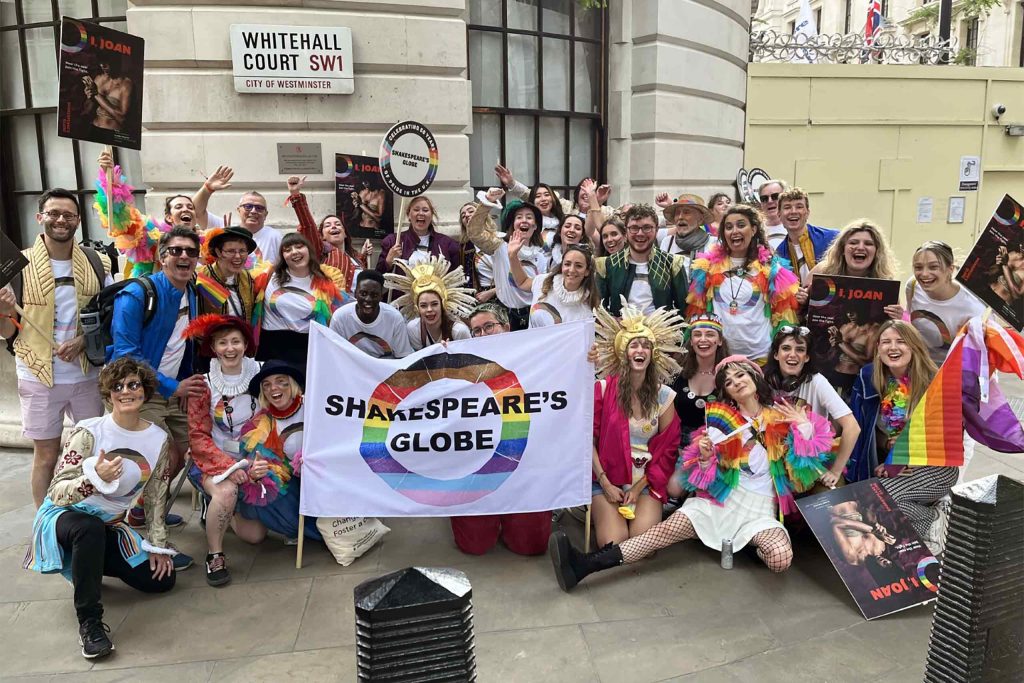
top-left (588, 298), bottom-right (685, 547)
top-left (384, 255), bottom-right (476, 351)
top-left (183, 315), bottom-right (267, 587)
top-left (236, 360), bottom-right (322, 543)
top-left (549, 355), bottom-right (834, 591)
top-left (446, 303), bottom-right (556, 556)
top-left (846, 321), bottom-right (958, 554)
top-left (763, 325), bottom-right (861, 489)
top-left (25, 358), bottom-right (177, 659)
top-left (330, 270), bottom-right (414, 358)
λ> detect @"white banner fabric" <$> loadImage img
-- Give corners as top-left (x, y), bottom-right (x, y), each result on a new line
top-left (300, 321), bottom-right (595, 517)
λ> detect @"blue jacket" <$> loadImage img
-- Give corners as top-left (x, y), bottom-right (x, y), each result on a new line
top-left (846, 363), bottom-right (880, 482)
top-left (774, 224), bottom-right (840, 273)
top-left (108, 271), bottom-right (197, 399)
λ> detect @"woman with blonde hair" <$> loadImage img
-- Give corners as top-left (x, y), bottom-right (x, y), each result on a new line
top-left (377, 195), bottom-right (462, 276)
top-left (846, 320), bottom-right (956, 550)
top-left (805, 219), bottom-right (897, 285)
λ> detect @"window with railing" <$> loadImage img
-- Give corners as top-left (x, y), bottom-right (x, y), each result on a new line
top-left (466, 0), bottom-right (606, 201)
top-left (0, 0), bottom-right (145, 248)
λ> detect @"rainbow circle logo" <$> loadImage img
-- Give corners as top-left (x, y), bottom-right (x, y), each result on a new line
top-left (335, 155), bottom-right (355, 180)
top-left (60, 19), bottom-right (89, 54)
top-left (378, 120), bottom-right (440, 198)
top-left (359, 352), bottom-right (529, 506)
top-left (992, 198), bottom-right (1023, 227)
top-left (917, 556), bottom-right (940, 593)
top-left (809, 277), bottom-right (838, 307)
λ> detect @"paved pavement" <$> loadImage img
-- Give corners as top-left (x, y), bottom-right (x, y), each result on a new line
top-left (1, 430), bottom-right (1022, 681)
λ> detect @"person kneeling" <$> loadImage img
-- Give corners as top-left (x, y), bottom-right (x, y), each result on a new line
top-left (550, 356), bottom-right (834, 591)
top-left (25, 358), bottom-right (178, 659)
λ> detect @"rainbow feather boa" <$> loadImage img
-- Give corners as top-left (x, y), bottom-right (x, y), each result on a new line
top-left (94, 165), bottom-right (169, 278)
top-left (685, 244), bottom-right (800, 335)
top-left (677, 407), bottom-right (833, 515)
top-left (237, 406), bottom-right (304, 506)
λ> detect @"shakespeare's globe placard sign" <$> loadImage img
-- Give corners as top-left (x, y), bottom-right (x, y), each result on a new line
top-left (229, 24), bottom-right (354, 94)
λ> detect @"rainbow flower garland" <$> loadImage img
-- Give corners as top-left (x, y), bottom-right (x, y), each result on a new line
top-left (880, 375), bottom-right (911, 440)
top-left (686, 243), bottom-right (799, 334)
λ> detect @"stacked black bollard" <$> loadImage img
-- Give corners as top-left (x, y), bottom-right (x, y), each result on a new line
top-left (924, 475), bottom-right (1023, 682)
top-left (354, 567), bottom-right (475, 681)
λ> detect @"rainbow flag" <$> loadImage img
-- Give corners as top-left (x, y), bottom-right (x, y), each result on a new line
top-left (888, 315), bottom-right (1024, 467)
top-left (705, 401), bottom-right (750, 445)
top-left (195, 270), bottom-right (230, 310)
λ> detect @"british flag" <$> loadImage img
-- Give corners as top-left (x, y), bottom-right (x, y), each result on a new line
top-left (865, 0), bottom-right (883, 45)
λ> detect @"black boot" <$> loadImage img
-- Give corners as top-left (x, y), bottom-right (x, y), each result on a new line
top-left (548, 531), bottom-right (623, 592)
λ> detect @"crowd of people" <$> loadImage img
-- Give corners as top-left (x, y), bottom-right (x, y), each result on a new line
top-left (2, 156), bottom-right (986, 659)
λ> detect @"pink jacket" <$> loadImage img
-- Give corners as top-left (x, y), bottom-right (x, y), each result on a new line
top-left (594, 375), bottom-right (681, 502)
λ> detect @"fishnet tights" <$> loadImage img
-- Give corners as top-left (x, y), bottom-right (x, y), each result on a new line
top-left (618, 511), bottom-right (793, 572)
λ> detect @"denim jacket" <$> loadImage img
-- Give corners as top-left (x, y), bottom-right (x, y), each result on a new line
top-left (846, 363), bottom-right (881, 482)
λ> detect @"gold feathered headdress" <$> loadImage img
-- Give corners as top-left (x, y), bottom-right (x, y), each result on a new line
top-left (593, 296), bottom-right (686, 381)
top-left (384, 255), bottom-right (477, 321)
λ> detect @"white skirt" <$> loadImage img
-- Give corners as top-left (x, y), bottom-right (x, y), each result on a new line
top-left (680, 486), bottom-right (787, 551)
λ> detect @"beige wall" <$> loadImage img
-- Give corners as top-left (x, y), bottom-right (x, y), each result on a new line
top-left (745, 63), bottom-right (1024, 282)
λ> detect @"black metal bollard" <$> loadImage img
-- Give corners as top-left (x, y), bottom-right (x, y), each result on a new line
top-left (924, 475), bottom-right (1023, 682)
top-left (354, 567), bottom-right (476, 682)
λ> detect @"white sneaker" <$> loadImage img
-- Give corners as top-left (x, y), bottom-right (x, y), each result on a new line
top-left (284, 537), bottom-right (299, 546)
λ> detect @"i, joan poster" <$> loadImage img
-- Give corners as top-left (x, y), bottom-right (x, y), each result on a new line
top-left (806, 274), bottom-right (900, 393)
top-left (57, 18), bottom-right (145, 150)
top-left (797, 480), bottom-right (940, 620)
top-left (335, 154), bottom-right (393, 241)
top-left (956, 194), bottom-right (1024, 331)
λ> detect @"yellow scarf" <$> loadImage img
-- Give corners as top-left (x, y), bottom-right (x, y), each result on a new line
top-left (14, 237), bottom-right (108, 387)
top-left (786, 229), bottom-right (817, 278)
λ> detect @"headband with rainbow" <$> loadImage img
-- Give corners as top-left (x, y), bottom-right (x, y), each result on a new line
top-left (384, 255), bottom-right (476, 322)
top-left (684, 313), bottom-right (723, 342)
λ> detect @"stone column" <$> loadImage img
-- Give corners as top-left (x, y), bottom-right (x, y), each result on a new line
top-left (607, 0), bottom-right (749, 206)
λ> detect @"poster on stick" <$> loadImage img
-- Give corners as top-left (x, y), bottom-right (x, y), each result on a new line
top-left (379, 121), bottom-right (439, 198)
top-left (300, 321), bottom-right (594, 517)
top-left (57, 18), bottom-right (144, 150)
top-left (956, 194), bottom-right (1024, 331)
top-left (797, 480), bottom-right (940, 620)
top-left (0, 232), bottom-right (29, 289)
top-left (806, 274), bottom-right (900, 392)
top-left (336, 154), bottom-right (393, 240)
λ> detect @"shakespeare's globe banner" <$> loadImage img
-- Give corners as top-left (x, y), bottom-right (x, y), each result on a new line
top-left (300, 321), bottom-right (595, 517)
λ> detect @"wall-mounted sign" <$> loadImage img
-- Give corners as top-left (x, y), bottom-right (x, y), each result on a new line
top-left (229, 25), bottom-right (353, 94)
top-left (378, 121), bottom-right (439, 197)
top-left (959, 155), bottom-right (980, 191)
top-left (277, 143), bottom-right (323, 175)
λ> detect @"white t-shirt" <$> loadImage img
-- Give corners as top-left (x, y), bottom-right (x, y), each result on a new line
top-left (263, 274), bottom-right (318, 333)
top-left (765, 223), bottom-right (787, 252)
top-left (715, 257), bottom-right (772, 361)
top-left (251, 227), bottom-right (282, 268)
top-left (628, 260), bottom-right (655, 314)
top-left (158, 297), bottom-right (189, 379)
top-left (529, 275), bottom-right (593, 328)
top-left (793, 373), bottom-right (852, 421)
top-left (709, 423), bottom-right (774, 497)
top-left (781, 238), bottom-right (809, 280)
top-left (476, 251), bottom-right (496, 288)
top-left (222, 273), bottom-right (245, 319)
top-left (14, 259), bottom-right (112, 384)
top-left (907, 278), bottom-right (987, 365)
top-left (330, 302), bottom-right (413, 358)
top-left (406, 318), bottom-right (471, 351)
top-left (491, 242), bottom-right (550, 309)
top-left (76, 414), bottom-right (168, 516)
top-left (408, 234), bottom-right (432, 268)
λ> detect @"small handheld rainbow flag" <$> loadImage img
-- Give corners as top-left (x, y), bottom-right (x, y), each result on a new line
top-left (704, 401), bottom-right (751, 445)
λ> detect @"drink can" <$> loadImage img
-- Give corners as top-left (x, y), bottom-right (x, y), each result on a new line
top-left (721, 538), bottom-right (734, 569)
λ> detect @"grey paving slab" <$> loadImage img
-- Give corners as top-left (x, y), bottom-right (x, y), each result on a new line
top-left (474, 624), bottom-right (599, 682)
top-left (209, 647), bottom-right (355, 682)
top-left (292, 571), bottom-right (380, 651)
top-left (46, 661), bottom-right (215, 682)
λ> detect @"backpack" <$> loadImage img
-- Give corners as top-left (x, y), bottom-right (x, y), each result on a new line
top-left (80, 275), bottom-right (159, 367)
top-left (4, 245), bottom-right (106, 356)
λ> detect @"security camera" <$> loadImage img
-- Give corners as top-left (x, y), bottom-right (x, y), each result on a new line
top-left (992, 104), bottom-right (1006, 120)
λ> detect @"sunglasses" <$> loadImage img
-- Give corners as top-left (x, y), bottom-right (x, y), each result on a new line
top-left (778, 325), bottom-right (810, 337)
top-left (112, 380), bottom-right (143, 393)
top-left (239, 203), bottom-right (267, 214)
top-left (758, 192), bottom-right (780, 203)
top-left (165, 245), bottom-right (200, 258)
